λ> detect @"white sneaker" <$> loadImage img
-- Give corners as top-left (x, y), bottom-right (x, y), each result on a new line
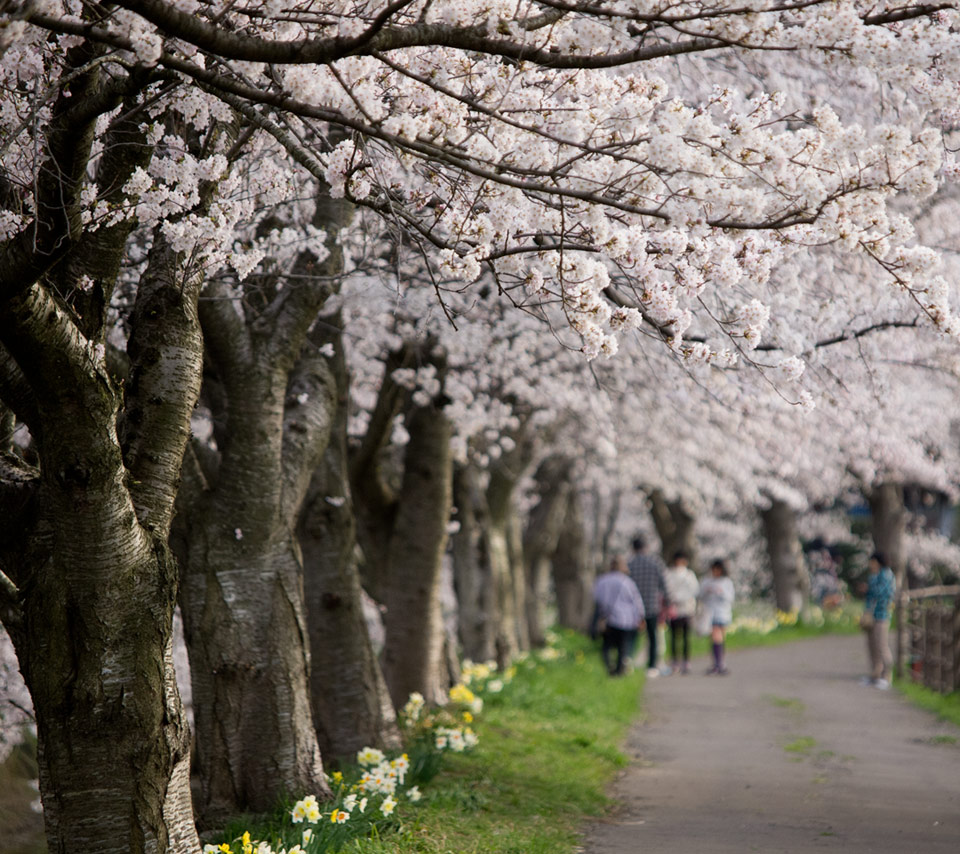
top-left (646, 668), bottom-right (660, 678)
top-left (874, 678), bottom-right (890, 690)
top-left (859, 676), bottom-right (874, 686)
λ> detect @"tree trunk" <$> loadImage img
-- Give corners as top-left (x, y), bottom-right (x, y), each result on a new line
top-left (17, 539), bottom-right (199, 854)
top-left (648, 488), bottom-right (698, 569)
top-left (450, 463), bottom-right (497, 662)
top-left (382, 402), bottom-right (454, 708)
top-left (486, 466), bottom-right (525, 665)
top-left (1, 237), bottom-right (203, 853)
top-left (523, 456), bottom-right (573, 647)
top-left (177, 199), bottom-right (348, 819)
top-left (507, 509), bottom-right (530, 652)
top-left (298, 317), bottom-right (400, 762)
top-left (594, 486), bottom-right (621, 572)
top-left (760, 499), bottom-right (809, 613)
top-left (179, 357), bottom-right (334, 821)
top-left (552, 489), bottom-right (593, 631)
top-left (869, 481), bottom-right (907, 589)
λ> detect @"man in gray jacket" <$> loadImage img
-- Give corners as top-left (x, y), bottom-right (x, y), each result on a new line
top-left (628, 536), bottom-right (667, 677)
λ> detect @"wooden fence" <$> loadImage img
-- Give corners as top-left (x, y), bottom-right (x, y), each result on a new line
top-left (894, 585), bottom-right (960, 694)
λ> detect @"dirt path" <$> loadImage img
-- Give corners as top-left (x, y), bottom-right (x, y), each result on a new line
top-left (581, 634), bottom-right (960, 854)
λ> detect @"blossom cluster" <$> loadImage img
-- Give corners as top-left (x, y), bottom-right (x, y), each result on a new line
top-left (9, 0), bottom-right (960, 376)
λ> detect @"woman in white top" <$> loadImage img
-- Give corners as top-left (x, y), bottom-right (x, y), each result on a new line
top-left (664, 551), bottom-right (699, 674)
top-left (699, 559), bottom-right (735, 675)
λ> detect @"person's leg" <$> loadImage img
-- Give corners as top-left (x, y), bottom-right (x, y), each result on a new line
top-left (876, 620), bottom-right (892, 681)
top-left (601, 628), bottom-right (616, 675)
top-left (646, 616), bottom-right (658, 670)
top-left (710, 624), bottom-right (727, 673)
top-left (860, 625), bottom-right (878, 682)
top-left (717, 625), bottom-right (728, 672)
top-left (880, 620), bottom-right (896, 681)
top-left (669, 619), bottom-right (679, 666)
top-left (617, 628), bottom-right (637, 675)
top-left (868, 623), bottom-right (884, 680)
top-left (680, 617), bottom-right (690, 666)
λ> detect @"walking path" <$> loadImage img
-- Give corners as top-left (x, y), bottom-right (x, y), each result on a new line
top-left (581, 634), bottom-right (960, 854)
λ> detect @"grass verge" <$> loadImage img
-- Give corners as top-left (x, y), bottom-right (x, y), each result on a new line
top-left (353, 633), bottom-right (642, 854)
top-left (894, 681), bottom-right (960, 729)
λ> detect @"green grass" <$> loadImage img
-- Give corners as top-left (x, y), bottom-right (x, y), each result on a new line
top-left (763, 695), bottom-right (805, 711)
top-left (354, 635), bottom-right (642, 854)
top-left (894, 681), bottom-right (960, 729)
top-left (784, 736), bottom-right (817, 755)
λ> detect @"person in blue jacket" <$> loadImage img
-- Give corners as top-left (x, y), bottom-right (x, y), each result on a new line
top-left (862, 552), bottom-right (896, 689)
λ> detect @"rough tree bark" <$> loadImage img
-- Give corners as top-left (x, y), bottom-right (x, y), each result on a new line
top-left (298, 313), bottom-right (401, 762)
top-left (0, 54), bottom-right (205, 851)
top-left (648, 488), bottom-right (698, 568)
top-left (350, 345), bottom-right (454, 707)
top-left (0, 243), bottom-right (204, 853)
top-left (523, 455), bottom-right (574, 647)
top-left (551, 488), bottom-right (593, 631)
top-left (380, 399), bottom-right (454, 708)
top-left (176, 193), bottom-right (342, 821)
top-left (868, 481), bottom-right (907, 589)
top-left (760, 499), bottom-right (810, 613)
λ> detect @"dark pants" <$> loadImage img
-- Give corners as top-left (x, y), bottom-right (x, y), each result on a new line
top-left (602, 626), bottom-right (638, 675)
top-left (670, 616), bottom-right (690, 663)
top-left (644, 615), bottom-right (658, 669)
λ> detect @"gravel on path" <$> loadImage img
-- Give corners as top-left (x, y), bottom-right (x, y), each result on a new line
top-left (581, 634), bottom-right (960, 854)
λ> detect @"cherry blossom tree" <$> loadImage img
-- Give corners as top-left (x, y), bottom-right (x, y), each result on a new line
top-left (5, 2), bottom-right (960, 852)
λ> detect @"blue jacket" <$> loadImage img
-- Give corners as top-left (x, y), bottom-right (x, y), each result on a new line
top-left (864, 567), bottom-right (895, 621)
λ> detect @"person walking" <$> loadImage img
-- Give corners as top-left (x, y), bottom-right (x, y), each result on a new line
top-left (628, 536), bottom-right (667, 678)
top-left (664, 550), bottom-right (699, 674)
top-left (860, 552), bottom-right (896, 689)
top-left (592, 555), bottom-right (646, 676)
top-left (699, 559), bottom-right (735, 675)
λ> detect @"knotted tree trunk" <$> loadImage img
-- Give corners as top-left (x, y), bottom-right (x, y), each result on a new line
top-left (177, 189), bottom-right (344, 822)
top-left (484, 441), bottom-right (536, 664)
top-left (1, 237), bottom-right (203, 853)
top-left (381, 402), bottom-right (454, 707)
top-left (351, 344), bottom-right (454, 708)
top-left (0, 57), bottom-right (207, 850)
top-left (298, 314), bottom-right (400, 762)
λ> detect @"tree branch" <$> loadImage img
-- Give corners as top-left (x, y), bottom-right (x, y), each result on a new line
top-left (279, 347), bottom-right (337, 522)
top-left (119, 238), bottom-right (205, 537)
top-left (0, 343), bottom-right (40, 435)
top-left (198, 279), bottom-right (253, 379)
